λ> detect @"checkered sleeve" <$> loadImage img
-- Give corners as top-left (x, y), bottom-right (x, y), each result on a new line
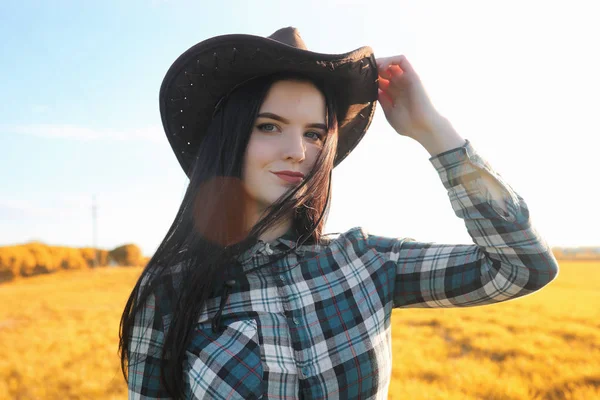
top-left (365, 139), bottom-right (559, 308)
top-left (128, 274), bottom-right (173, 399)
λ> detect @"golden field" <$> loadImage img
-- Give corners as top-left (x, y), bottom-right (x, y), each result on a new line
top-left (0, 261), bottom-right (598, 400)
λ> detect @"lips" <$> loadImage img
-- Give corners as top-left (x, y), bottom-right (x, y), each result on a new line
top-left (272, 172), bottom-right (304, 184)
top-left (272, 170), bottom-right (305, 178)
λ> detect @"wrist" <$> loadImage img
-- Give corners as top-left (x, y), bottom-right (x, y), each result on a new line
top-left (416, 117), bottom-right (466, 157)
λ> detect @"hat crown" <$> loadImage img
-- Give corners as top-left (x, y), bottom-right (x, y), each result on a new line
top-left (268, 27), bottom-right (308, 50)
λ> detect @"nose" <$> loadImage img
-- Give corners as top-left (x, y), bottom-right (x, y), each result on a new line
top-left (282, 129), bottom-right (306, 163)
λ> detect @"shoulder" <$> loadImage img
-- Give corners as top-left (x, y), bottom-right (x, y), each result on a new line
top-left (136, 262), bottom-right (187, 318)
top-left (319, 226), bottom-right (371, 250)
top-left (321, 226), bottom-right (415, 255)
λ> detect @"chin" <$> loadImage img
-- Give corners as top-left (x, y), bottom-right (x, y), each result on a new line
top-left (265, 188), bottom-right (293, 206)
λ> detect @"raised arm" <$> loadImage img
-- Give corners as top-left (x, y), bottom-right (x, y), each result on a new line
top-left (369, 54), bottom-right (559, 308)
top-left (364, 139), bottom-right (559, 308)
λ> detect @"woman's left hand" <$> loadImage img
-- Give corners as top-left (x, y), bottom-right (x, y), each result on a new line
top-left (376, 55), bottom-right (447, 143)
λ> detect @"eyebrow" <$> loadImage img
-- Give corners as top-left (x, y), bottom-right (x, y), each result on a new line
top-left (257, 112), bottom-right (327, 130)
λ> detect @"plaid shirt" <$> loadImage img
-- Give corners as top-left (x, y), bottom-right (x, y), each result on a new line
top-left (128, 139), bottom-right (559, 399)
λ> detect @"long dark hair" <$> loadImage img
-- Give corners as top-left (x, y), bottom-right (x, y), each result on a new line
top-left (118, 72), bottom-right (339, 398)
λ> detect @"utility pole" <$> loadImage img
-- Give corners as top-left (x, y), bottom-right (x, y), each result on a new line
top-left (92, 195), bottom-right (98, 267)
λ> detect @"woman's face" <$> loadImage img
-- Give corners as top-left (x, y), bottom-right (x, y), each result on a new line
top-left (242, 79), bottom-right (328, 212)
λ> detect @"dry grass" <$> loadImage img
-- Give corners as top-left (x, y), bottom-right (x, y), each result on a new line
top-left (0, 261), bottom-right (598, 399)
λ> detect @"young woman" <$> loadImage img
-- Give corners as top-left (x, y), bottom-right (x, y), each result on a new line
top-left (119, 27), bottom-right (559, 399)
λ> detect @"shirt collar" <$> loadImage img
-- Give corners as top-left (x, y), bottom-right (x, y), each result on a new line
top-left (235, 225), bottom-right (300, 263)
top-left (269, 225), bottom-right (301, 250)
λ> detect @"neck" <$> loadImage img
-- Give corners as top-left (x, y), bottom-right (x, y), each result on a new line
top-left (258, 219), bottom-right (292, 242)
top-left (245, 203), bottom-right (293, 243)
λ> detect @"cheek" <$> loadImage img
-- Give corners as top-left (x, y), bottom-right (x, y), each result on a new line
top-left (306, 146), bottom-right (322, 169)
top-left (243, 138), bottom-right (272, 180)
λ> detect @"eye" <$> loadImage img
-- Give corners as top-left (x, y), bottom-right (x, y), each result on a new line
top-left (305, 131), bottom-right (325, 142)
top-left (257, 123), bottom-right (278, 132)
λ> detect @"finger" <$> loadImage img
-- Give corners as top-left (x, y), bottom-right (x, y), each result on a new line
top-left (378, 68), bottom-right (405, 99)
top-left (377, 76), bottom-right (391, 92)
top-left (376, 55), bottom-right (414, 75)
top-left (387, 65), bottom-right (406, 84)
top-left (375, 56), bottom-right (394, 70)
top-left (379, 67), bottom-right (392, 80)
top-left (376, 55), bottom-right (405, 70)
top-left (379, 65), bottom-right (403, 81)
top-left (378, 75), bottom-right (403, 101)
top-left (377, 88), bottom-right (394, 111)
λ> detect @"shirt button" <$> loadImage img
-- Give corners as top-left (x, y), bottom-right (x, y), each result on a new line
top-left (292, 317), bottom-right (300, 325)
top-left (302, 367), bottom-right (310, 376)
top-left (279, 275), bottom-right (286, 284)
top-left (264, 243), bottom-right (273, 255)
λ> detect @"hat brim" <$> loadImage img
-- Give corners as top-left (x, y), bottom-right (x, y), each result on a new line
top-left (159, 33), bottom-right (379, 177)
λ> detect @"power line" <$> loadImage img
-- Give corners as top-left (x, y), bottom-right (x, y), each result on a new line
top-left (92, 195), bottom-right (98, 267)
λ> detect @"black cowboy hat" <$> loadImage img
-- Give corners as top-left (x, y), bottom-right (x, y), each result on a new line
top-left (159, 27), bottom-right (379, 177)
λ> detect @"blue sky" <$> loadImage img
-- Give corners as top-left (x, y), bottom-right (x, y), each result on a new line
top-left (1, 0), bottom-right (598, 255)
